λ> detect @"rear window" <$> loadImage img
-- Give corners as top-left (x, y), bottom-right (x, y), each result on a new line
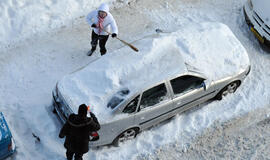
top-left (107, 88), bottom-right (130, 109)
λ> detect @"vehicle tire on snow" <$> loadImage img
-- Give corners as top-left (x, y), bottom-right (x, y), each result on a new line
top-left (215, 81), bottom-right (241, 100)
top-left (112, 128), bottom-right (139, 146)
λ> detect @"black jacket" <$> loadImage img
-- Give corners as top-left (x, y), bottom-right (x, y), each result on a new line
top-left (59, 112), bottom-right (100, 153)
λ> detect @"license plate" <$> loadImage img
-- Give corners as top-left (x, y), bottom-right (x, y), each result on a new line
top-left (251, 27), bottom-right (264, 43)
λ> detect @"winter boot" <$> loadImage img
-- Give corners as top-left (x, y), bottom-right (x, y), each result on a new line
top-left (87, 49), bottom-right (95, 56)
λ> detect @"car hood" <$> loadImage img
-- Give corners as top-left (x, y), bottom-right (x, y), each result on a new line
top-left (57, 22), bottom-right (249, 123)
top-left (253, 0), bottom-right (270, 26)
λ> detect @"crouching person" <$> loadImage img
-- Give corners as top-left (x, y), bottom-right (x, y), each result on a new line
top-left (59, 104), bottom-right (100, 160)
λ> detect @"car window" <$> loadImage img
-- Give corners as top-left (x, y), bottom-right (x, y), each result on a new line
top-left (139, 83), bottom-right (168, 110)
top-left (170, 75), bottom-right (204, 95)
top-left (123, 96), bottom-right (139, 113)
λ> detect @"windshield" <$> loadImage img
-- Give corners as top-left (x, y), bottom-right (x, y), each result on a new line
top-left (107, 88), bottom-right (130, 109)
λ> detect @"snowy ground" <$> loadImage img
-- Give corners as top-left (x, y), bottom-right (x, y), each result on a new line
top-left (0, 0), bottom-right (270, 160)
top-left (141, 105), bottom-right (270, 159)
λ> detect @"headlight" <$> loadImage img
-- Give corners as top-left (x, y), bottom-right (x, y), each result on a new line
top-left (248, 0), bottom-right (253, 9)
top-left (53, 83), bottom-right (60, 102)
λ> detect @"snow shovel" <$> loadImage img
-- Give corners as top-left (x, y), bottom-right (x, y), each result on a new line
top-left (102, 29), bottom-right (139, 52)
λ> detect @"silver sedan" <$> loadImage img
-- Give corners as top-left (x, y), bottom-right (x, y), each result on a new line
top-left (52, 22), bottom-right (251, 147)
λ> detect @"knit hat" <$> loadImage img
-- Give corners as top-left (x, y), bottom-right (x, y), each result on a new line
top-left (78, 104), bottom-right (88, 117)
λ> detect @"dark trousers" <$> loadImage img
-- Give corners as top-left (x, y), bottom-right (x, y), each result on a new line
top-left (91, 30), bottom-right (109, 55)
top-left (66, 150), bottom-right (83, 160)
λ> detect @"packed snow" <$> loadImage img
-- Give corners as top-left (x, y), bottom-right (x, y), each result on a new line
top-left (0, 0), bottom-right (130, 51)
top-left (0, 0), bottom-right (270, 160)
top-left (58, 22), bottom-right (249, 123)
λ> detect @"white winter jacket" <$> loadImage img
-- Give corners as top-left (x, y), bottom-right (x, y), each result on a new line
top-left (86, 3), bottom-right (118, 36)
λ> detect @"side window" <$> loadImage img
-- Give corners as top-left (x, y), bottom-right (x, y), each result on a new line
top-left (139, 83), bottom-right (168, 110)
top-left (170, 75), bottom-right (204, 95)
top-left (123, 96), bottom-right (139, 113)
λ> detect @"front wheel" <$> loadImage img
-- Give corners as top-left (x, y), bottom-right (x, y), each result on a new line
top-left (215, 81), bottom-right (240, 100)
top-left (113, 128), bottom-right (139, 146)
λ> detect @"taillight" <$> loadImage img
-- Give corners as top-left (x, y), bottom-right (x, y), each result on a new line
top-left (8, 138), bottom-right (15, 151)
top-left (90, 132), bottom-right (99, 141)
top-left (8, 141), bottom-right (12, 151)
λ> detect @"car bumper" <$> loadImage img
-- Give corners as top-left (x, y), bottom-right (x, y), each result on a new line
top-left (0, 138), bottom-right (16, 160)
top-left (243, 4), bottom-right (270, 46)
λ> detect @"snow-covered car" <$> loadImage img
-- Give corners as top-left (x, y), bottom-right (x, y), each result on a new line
top-left (0, 112), bottom-right (16, 159)
top-left (243, 0), bottom-right (270, 46)
top-left (52, 22), bottom-right (250, 147)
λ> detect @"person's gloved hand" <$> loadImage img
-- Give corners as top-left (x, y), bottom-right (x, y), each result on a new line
top-left (91, 24), bottom-right (97, 28)
top-left (90, 112), bottom-right (96, 118)
top-left (111, 33), bottom-right (117, 38)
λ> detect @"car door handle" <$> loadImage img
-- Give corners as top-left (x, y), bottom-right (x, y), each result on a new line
top-left (141, 117), bottom-right (145, 120)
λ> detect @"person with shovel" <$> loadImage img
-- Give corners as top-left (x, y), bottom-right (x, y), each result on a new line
top-left (86, 3), bottom-right (118, 56)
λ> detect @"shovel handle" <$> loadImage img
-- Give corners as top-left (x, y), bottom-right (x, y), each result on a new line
top-left (103, 30), bottom-right (139, 52)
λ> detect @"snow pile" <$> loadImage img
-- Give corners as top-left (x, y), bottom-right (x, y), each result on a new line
top-left (172, 22), bottom-right (250, 80)
top-left (58, 35), bottom-right (186, 122)
top-left (0, 0), bottom-right (132, 50)
top-left (58, 22), bottom-right (249, 123)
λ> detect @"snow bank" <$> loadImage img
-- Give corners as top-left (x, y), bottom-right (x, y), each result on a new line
top-left (57, 22), bottom-right (249, 123)
top-left (0, 0), bottom-right (132, 50)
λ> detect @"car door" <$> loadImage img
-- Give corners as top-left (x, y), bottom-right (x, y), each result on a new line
top-left (103, 95), bottom-right (140, 143)
top-left (134, 82), bottom-right (174, 130)
top-left (169, 75), bottom-right (216, 114)
top-left (114, 95), bottom-right (141, 131)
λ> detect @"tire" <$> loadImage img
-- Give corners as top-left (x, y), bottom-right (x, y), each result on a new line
top-left (113, 128), bottom-right (139, 146)
top-left (215, 81), bottom-right (240, 100)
